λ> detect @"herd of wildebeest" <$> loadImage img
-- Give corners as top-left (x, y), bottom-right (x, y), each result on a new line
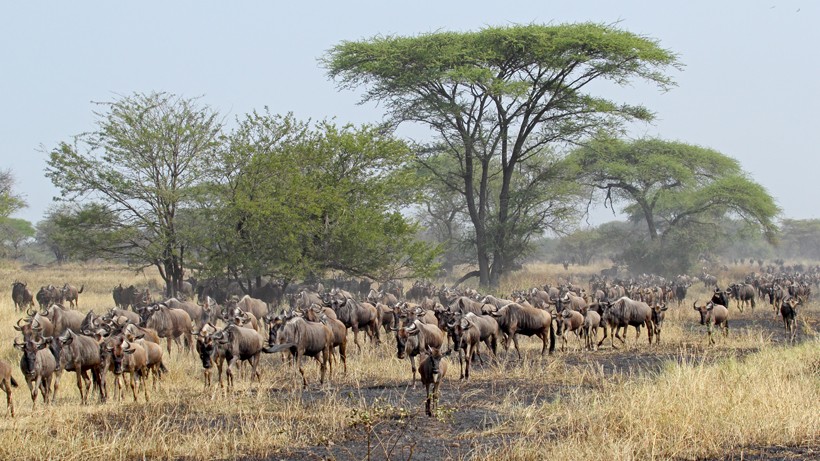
top-left (2, 263), bottom-right (814, 418)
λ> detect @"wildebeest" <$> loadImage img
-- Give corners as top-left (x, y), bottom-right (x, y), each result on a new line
top-left (36, 285), bottom-right (62, 308)
top-left (40, 304), bottom-right (85, 336)
top-left (0, 360), bottom-right (17, 417)
top-left (728, 283), bottom-right (756, 312)
top-left (558, 309), bottom-right (585, 351)
top-left (599, 297), bottom-right (654, 349)
top-left (161, 297), bottom-right (208, 331)
top-left (583, 309), bottom-right (601, 351)
top-left (396, 320), bottom-right (445, 387)
top-left (488, 303), bottom-right (555, 359)
top-left (306, 306), bottom-right (347, 374)
top-left (693, 301), bottom-right (729, 344)
top-left (330, 297), bottom-right (380, 350)
top-left (113, 284), bottom-right (151, 310)
top-left (14, 337), bottom-right (57, 410)
top-left (53, 330), bottom-right (104, 404)
top-left (137, 303), bottom-right (194, 355)
top-left (61, 284), bottom-right (84, 309)
top-left (710, 288), bottom-right (731, 310)
top-left (14, 312), bottom-right (55, 341)
top-left (99, 335), bottom-right (149, 402)
top-left (227, 295), bottom-right (269, 326)
top-left (11, 281), bottom-right (35, 312)
top-left (780, 296), bottom-right (802, 343)
top-left (418, 346), bottom-right (448, 417)
top-left (265, 316), bottom-right (333, 388)
top-left (194, 323), bottom-right (226, 389)
top-left (651, 303), bottom-right (669, 344)
top-left (449, 312), bottom-right (499, 380)
top-left (211, 324), bottom-right (270, 389)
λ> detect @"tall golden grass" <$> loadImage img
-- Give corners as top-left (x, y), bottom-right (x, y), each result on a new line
top-left (0, 260), bottom-right (816, 460)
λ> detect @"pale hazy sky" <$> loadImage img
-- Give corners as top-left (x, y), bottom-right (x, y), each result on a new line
top-left (1, 1), bottom-right (816, 226)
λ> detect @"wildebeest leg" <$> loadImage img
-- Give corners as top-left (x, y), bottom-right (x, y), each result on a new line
top-left (297, 354), bottom-right (308, 388)
top-left (141, 370), bottom-right (150, 402)
top-left (251, 355), bottom-right (261, 382)
top-left (339, 341), bottom-right (347, 375)
top-left (203, 368), bottom-right (211, 389)
top-left (2, 380), bottom-right (13, 417)
top-left (51, 370), bottom-right (61, 404)
top-left (409, 355), bottom-right (418, 388)
top-left (130, 372), bottom-right (139, 402)
top-left (76, 370), bottom-right (88, 404)
top-left (513, 334), bottom-right (524, 360)
top-left (352, 326), bottom-right (362, 352)
top-left (42, 375), bottom-right (53, 405)
top-left (226, 357), bottom-right (238, 390)
top-left (458, 346), bottom-right (465, 379)
top-left (425, 382), bottom-right (432, 417)
top-left (166, 338), bottom-right (173, 356)
top-left (30, 376), bottom-right (40, 409)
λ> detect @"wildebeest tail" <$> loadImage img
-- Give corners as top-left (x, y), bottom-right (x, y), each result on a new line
top-left (10, 376), bottom-right (18, 388)
top-left (160, 362), bottom-right (169, 374)
top-left (548, 322), bottom-right (556, 354)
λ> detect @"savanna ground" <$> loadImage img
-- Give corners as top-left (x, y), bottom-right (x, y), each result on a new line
top-left (0, 260), bottom-right (817, 461)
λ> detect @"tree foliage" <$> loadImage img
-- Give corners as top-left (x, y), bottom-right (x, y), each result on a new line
top-left (46, 92), bottom-right (222, 295)
top-left (193, 111), bottom-right (438, 289)
top-left (0, 169), bottom-right (26, 218)
top-left (567, 137), bottom-right (780, 274)
top-left (0, 217), bottom-right (34, 259)
top-left (325, 23), bottom-right (680, 287)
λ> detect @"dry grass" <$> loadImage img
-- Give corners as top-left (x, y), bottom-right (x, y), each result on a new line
top-left (0, 260), bottom-right (817, 460)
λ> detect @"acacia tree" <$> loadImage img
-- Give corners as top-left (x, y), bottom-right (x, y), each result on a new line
top-left (567, 137), bottom-right (779, 273)
top-left (326, 23), bottom-right (680, 287)
top-left (46, 92), bottom-right (222, 296)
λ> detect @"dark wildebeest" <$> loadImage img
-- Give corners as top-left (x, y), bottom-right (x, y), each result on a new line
top-left (61, 284), bottom-right (84, 309)
top-left (194, 323), bottom-right (227, 389)
top-left (710, 288), bottom-right (731, 310)
top-left (264, 316), bottom-right (333, 388)
top-left (693, 301), bottom-right (729, 344)
top-left (599, 297), bottom-right (654, 349)
top-left (728, 283), bottom-right (756, 312)
top-left (53, 330), bottom-right (104, 404)
top-left (396, 320), bottom-right (445, 387)
top-left (36, 285), bottom-right (62, 308)
top-left (780, 296), bottom-right (802, 343)
top-left (673, 282), bottom-right (688, 307)
top-left (14, 336), bottom-right (57, 410)
top-left (418, 345), bottom-right (448, 417)
top-left (137, 303), bottom-right (194, 355)
top-left (0, 360), bottom-right (17, 417)
top-left (11, 281), bottom-right (35, 312)
top-left (488, 303), bottom-right (555, 359)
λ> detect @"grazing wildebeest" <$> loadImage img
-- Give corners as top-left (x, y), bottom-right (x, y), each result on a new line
top-left (488, 303), bottom-right (555, 359)
top-left (693, 301), bottom-right (729, 344)
top-left (418, 346), bottom-right (448, 417)
top-left (11, 281), bottom-right (35, 312)
top-left (396, 320), bottom-right (445, 387)
top-left (14, 337), bottom-right (57, 410)
top-left (0, 360), bottom-right (17, 416)
top-left (265, 316), bottom-right (333, 388)
top-left (61, 284), bottom-right (84, 309)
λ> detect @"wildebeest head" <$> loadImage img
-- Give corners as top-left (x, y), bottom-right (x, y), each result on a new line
top-left (651, 303), bottom-right (668, 335)
top-left (107, 338), bottom-right (136, 375)
top-left (14, 337), bottom-right (48, 376)
top-left (424, 345), bottom-right (444, 383)
top-left (692, 301), bottom-right (713, 325)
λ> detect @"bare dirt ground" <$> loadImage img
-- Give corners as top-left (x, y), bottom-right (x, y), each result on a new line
top-left (259, 308), bottom-right (820, 461)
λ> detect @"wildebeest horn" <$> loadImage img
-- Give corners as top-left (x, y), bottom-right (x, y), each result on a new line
top-left (693, 301), bottom-right (701, 310)
top-left (13, 337), bottom-right (25, 349)
top-left (27, 307), bottom-right (36, 316)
